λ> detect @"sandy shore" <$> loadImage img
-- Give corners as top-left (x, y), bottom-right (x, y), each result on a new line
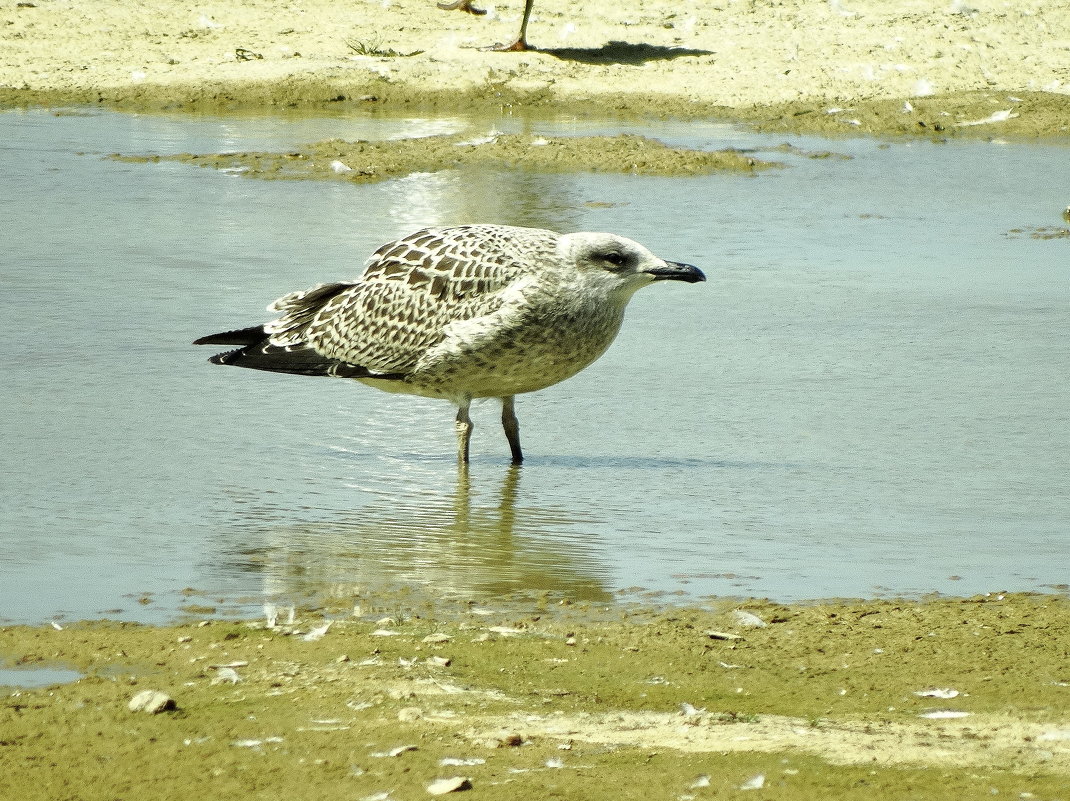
top-left (2, 593), bottom-right (1069, 800)
top-left (3, 0), bottom-right (1070, 135)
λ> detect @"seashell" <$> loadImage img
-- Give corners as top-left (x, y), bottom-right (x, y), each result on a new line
top-left (232, 736), bottom-right (283, 748)
top-left (954, 110), bottom-right (1019, 128)
top-left (302, 622), bottom-right (332, 641)
top-left (731, 610), bottom-right (767, 628)
top-left (211, 667), bottom-right (241, 685)
top-left (370, 744), bottom-right (418, 758)
top-left (1038, 730), bottom-right (1070, 741)
top-left (914, 688), bottom-right (959, 699)
top-left (740, 774), bottom-right (765, 790)
top-left (454, 132), bottom-right (501, 147)
top-left (426, 776), bottom-right (472, 795)
top-left (706, 630), bottom-right (743, 641)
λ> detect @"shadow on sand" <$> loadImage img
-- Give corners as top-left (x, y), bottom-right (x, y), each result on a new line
top-left (538, 41), bottom-right (713, 65)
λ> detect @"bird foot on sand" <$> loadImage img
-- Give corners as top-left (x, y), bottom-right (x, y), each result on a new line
top-left (481, 39), bottom-right (531, 51)
top-left (437, 0), bottom-right (487, 15)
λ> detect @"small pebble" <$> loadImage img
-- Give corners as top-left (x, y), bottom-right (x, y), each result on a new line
top-left (128, 690), bottom-right (176, 714)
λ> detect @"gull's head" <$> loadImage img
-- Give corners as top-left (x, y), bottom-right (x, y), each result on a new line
top-left (561, 232), bottom-right (705, 298)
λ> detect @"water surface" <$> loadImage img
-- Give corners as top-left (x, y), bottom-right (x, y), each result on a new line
top-left (2, 107), bottom-right (1067, 623)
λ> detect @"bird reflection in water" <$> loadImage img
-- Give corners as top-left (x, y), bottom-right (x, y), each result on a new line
top-left (220, 464), bottom-right (613, 608)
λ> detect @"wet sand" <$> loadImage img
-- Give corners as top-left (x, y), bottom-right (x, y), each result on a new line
top-left (2, 593), bottom-right (1069, 800)
top-left (3, 0), bottom-right (1069, 137)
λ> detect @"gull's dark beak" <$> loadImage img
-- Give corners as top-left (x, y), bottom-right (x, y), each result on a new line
top-left (645, 260), bottom-right (706, 283)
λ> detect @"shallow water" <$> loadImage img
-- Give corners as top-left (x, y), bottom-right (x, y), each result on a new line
top-left (2, 107), bottom-right (1067, 623)
top-left (0, 662), bottom-right (83, 690)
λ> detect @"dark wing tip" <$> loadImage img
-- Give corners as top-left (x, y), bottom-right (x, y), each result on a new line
top-left (193, 325), bottom-right (267, 346)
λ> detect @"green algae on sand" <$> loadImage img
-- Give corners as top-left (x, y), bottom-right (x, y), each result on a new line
top-left (110, 132), bottom-right (777, 183)
top-left (1, 592), bottom-right (1068, 800)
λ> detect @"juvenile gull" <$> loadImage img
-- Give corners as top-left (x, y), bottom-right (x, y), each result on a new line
top-left (194, 224), bottom-right (704, 464)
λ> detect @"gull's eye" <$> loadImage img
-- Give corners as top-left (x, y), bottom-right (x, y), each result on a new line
top-left (602, 251), bottom-right (626, 267)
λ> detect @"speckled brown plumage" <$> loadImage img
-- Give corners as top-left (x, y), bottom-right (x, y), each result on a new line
top-left (195, 224), bottom-right (704, 463)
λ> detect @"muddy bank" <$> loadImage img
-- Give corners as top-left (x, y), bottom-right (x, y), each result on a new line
top-left (2, 593), bottom-right (1068, 799)
top-left (112, 131), bottom-right (778, 182)
top-left (731, 89), bottom-right (1070, 139)
top-left (3, 0), bottom-right (1070, 138)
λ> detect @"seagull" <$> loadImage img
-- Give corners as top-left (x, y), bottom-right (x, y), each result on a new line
top-left (438, 0), bottom-right (536, 51)
top-left (194, 224), bottom-right (704, 464)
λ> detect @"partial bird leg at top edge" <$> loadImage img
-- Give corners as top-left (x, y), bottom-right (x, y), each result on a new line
top-left (482, 0), bottom-right (535, 51)
top-left (455, 400), bottom-right (473, 463)
top-left (501, 395), bottom-right (523, 464)
top-left (437, 0), bottom-right (487, 15)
